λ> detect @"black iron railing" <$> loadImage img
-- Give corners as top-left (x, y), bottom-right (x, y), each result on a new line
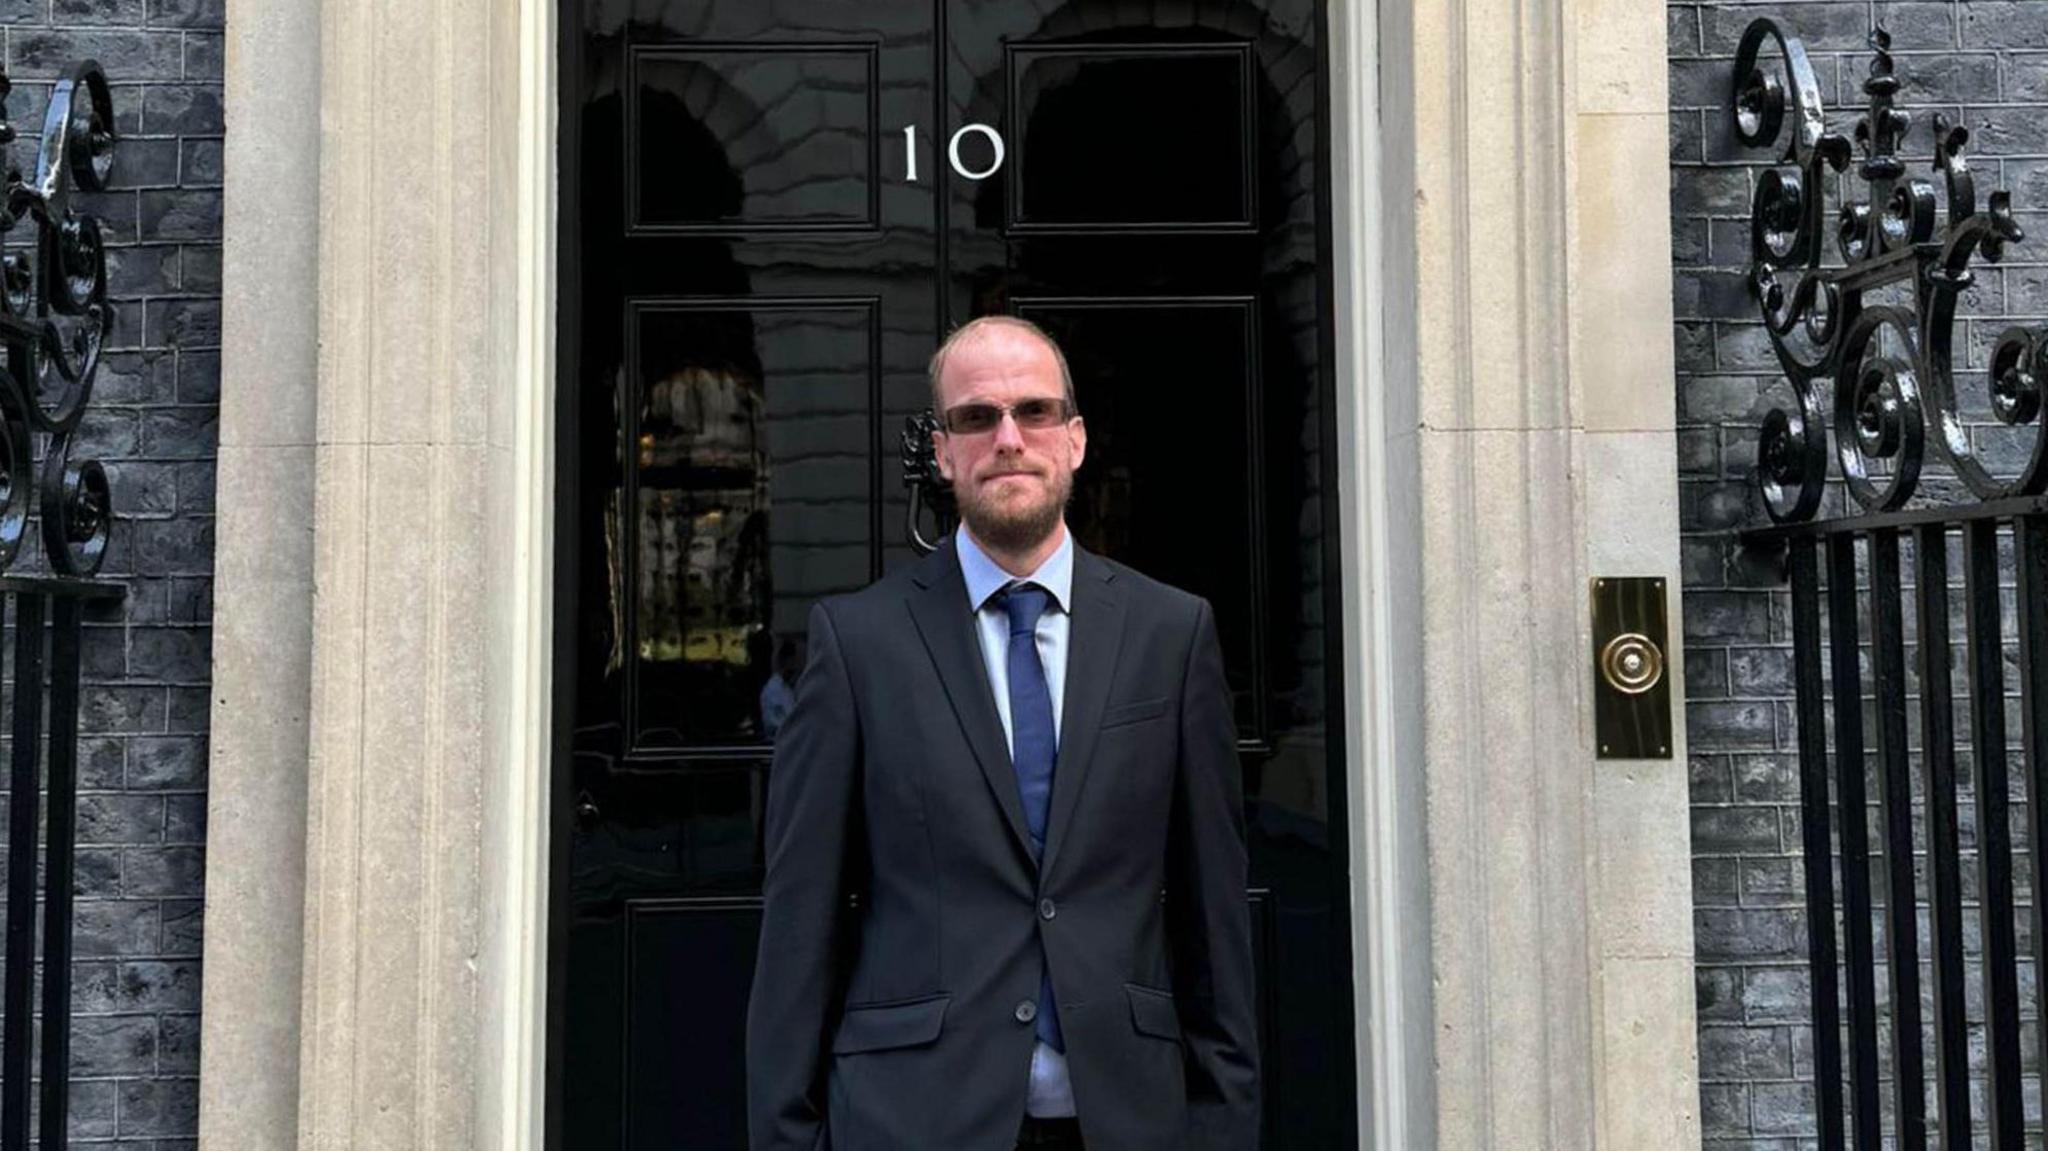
top-left (0, 59), bottom-right (123, 1151)
top-left (1735, 18), bottom-right (2048, 1150)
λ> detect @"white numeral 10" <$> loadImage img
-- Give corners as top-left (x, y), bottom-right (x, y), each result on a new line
top-left (902, 123), bottom-right (1006, 182)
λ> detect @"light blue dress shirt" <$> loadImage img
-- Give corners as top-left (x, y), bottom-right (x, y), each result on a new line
top-left (954, 524), bottom-right (1078, 1120)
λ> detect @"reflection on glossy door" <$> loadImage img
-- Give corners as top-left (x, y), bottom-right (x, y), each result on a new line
top-left (553, 2), bottom-right (1353, 1146)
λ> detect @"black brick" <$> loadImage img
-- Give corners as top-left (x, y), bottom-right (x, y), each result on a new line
top-left (1687, 701), bottom-right (1777, 749)
top-left (65, 1079), bottom-right (116, 1139)
top-left (1695, 908), bottom-right (1807, 961)
top-left (159, 1012), bottom-right (198, 1072)
top-left (139, 406), bottom-right (217, 459)
top-left (1750, 1082), bottom-right (1817, 1136)
top-left (1691, 805), bottom-right (1780, 854)
top-left (1696, 965), bottom-right (1744, 1022)
top-left (122, 845), bottom-right (201, 896)
top-left (1963, 2), bottom-right (2048, 49)
top-left (72, 900), bottom-right (158, 958)
top-left (166, 684), bottom-right (206, 731)
top-left (54, 0), bottom-right (146, 25)
top-left (142, 85), bottom-right (220, 134)
top-left (163, 793), bottom-right (203, 843)
top-left (142, 297), bottom-right (220, 347)
top-left (130, 517), bottom-right (212, 574)
top-left (117, 1077), bottom-right (196, 1137)
top-left (1741, 966), bottom-right (1812, 1022)
top-left (1727, 646), bottom-right (1793, 695)
top-left (137, 188), bottom-right (220, 241)
top-left (147, 0), bottom-right (223, 26)
top-left (106, 243), bottom-right (179, 296)
top-left (1702, 3), bottom-right (1874, 53)
top-left (105, 460), bottom-right (177, 516)
top-left (1698, 1081), bottom-right (1749, 1138)
top-left (175, 348), bottom-right (217, 402)
top-left (70, 1014), bottom-right (156, 1076)
top-left (77, 794), bottom-right (163, 844)
top-left (1698, 1024), bottom-right (1792, 1082)
top-left (1684, 591), bottom-right (1771, 642)
top-left (167, 576), bottom-right (210, 623)
top-left (114, 137), bottom-right (181, 188)
top-left (178, 138), bottom-right (221, 184)
top-left (128, 734), bottom-right (204, 788)
top-left (92, 350), bottom-right (179, 405)
top-left (180, 245), bottom-right (218, 291)
top-left (1693, 856), bottom-right (1740, 902)
top-left (175, 460), bottom-right (212, 512)
top-left (79, 685), bottom-right (166, 734)
top-left (160, 899), bottom-right (200, 955)
top-left (74, 847), bottom-right (121, 896)
top-left (10, 32), bottom-right (185, 82)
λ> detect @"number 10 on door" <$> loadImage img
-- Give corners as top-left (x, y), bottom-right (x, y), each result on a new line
top-left (903, 124), bottom-right (1005, 182)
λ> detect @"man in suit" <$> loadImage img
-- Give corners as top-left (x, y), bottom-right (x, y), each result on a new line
top-left (746, 316), bottom-right (1259, 1151)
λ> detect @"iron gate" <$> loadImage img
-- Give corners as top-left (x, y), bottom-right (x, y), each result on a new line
top-left (0, 57), bottom-right (125, 1151)
top-left (1736, 17), bottom-right (2048, 1149)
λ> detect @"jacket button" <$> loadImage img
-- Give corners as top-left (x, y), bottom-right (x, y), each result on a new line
top-left (1039, 898), bottom-right (1057, 920)
top-left (1014, 999), bottom-right (1038, 1024)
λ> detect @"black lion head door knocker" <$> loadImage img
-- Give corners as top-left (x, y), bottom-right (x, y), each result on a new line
top-left (901, 410), bottom-right (956, 556)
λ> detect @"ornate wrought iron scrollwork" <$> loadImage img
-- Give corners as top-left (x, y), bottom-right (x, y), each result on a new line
top-left (0, 60), bottom-right (118, 576)
top-left (901, 410), bottom-right (955, 555)
top-left (1735, 21), bottom-right (2041, 523)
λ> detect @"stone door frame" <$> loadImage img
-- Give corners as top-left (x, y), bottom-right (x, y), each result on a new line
top-left (197, 0), bottom-right (1693, 1145)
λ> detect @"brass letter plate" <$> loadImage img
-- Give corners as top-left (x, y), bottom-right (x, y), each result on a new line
top-left (1592, 577), bottom-right (1672, 759)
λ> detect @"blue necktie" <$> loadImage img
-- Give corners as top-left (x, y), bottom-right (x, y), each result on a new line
top-left (998, 583), bottom-right (1064, 1052)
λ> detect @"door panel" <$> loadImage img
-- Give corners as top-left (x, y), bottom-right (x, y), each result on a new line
top-left (555, 2), bottom-right (1352, 1146)
top-left (1007, 44), bottom-right (1257, 231)
top-left (621, 299), bottom-right (880, 755)
top-left (628, 45), bottom-right (880, 232)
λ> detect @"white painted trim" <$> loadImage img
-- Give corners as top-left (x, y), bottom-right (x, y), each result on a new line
top-left (1328, 1), bottom-right (1434, 1148)
top-left (490, 0), bottom-right (558, 1144)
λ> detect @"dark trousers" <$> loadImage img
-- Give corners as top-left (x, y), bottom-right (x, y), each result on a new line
top-left (1015, 1116), bottom-right (1084, 1150)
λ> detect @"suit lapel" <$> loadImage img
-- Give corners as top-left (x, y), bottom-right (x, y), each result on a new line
top-left (1040, 547), bottom-right (1127, 883)
top-left (904, 542), bottom-right (1036, 864)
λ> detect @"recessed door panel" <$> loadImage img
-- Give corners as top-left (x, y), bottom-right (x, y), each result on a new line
top-left (623, 899), bottom-right (763, 1148)
top-left (620, 299), bottom-right (878, 756)
top-left (628, 45), bottom-right (879, 232)
top-left (1008, 44), bottom-right (1256, 231)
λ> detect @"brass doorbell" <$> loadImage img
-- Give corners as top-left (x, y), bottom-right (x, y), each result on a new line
top-left (1592, 577), bottom-right (1672, 759)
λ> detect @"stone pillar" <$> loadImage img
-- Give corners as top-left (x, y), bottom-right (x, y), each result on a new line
top-left (1571, 0), bottom-right (1704, 1141)
top-left (204, 0), bottom-right (547, 1144)
top-left (1391, 0), bottom-right (1700, 1141)
top-left (197, 0), bottom-right (320, 1142)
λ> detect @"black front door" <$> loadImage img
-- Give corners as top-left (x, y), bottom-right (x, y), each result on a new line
top-left (551, 2), bottom-right (1353, 1146)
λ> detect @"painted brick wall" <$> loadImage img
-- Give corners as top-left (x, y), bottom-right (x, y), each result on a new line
top-left (0, 0), bottom-right (219, 1145)
top-left (1674, 2), bottom-right (2048, 1145)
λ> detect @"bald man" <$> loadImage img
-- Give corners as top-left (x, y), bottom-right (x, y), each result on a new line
top-left (746, 317), bottom-right (1259, 1151)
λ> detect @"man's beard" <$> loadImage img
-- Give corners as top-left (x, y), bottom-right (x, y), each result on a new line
top-left (957, 467), bottom-right (1070, 553)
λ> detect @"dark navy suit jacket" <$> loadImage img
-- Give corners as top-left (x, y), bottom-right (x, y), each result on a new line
top-left (745, 538), bottom-right (1259, 1151)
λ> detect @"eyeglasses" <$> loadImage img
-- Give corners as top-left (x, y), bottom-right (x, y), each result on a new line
top-left (939, 397), bottom-right (1073, 435)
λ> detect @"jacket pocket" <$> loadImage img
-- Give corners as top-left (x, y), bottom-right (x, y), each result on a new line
top-left (831, 992), bottom-right (950, 1054)
top-left (1124, 983), bottom-right (1182, 1042)
top-left (1101, 697), bottom-right (1171, 729)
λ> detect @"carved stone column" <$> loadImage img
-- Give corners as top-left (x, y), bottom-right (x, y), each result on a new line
top-left (1394, 0), bottom-right (1700, 1141)
top-left (205, 0), bottom-right (549, 1144)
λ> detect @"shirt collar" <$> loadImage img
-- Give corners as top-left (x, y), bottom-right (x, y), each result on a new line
top-left (955, 524), bottom-right (1073, 615)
